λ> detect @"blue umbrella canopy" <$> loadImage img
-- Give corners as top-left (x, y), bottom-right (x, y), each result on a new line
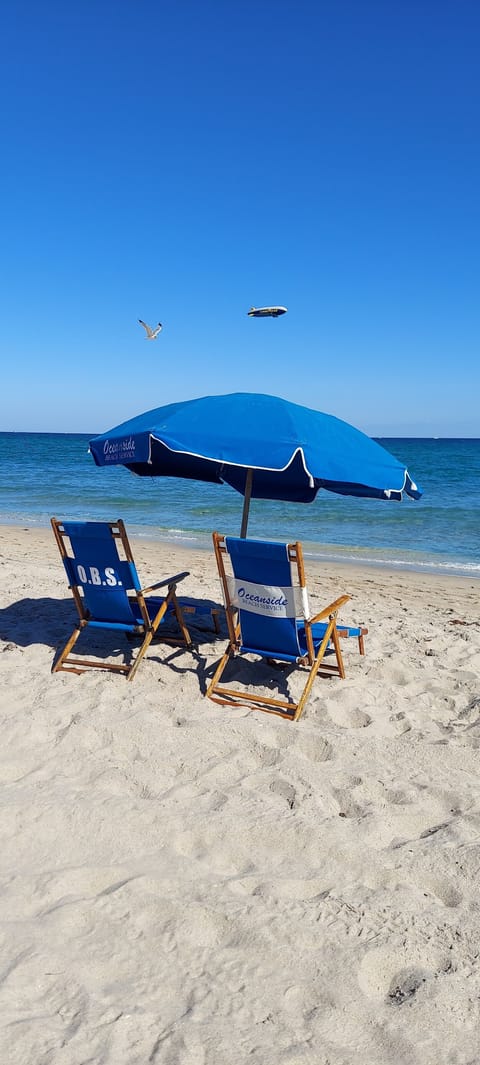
top-left (90, 392), bottom-right (421, 500)
top-left (90, 394), bottom-right (422, 536)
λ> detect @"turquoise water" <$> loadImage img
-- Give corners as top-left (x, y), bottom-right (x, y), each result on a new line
top-left (0, 433), bottom-right (479, 577)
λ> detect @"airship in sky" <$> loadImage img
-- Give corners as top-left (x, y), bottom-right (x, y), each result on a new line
top-left (247, 306), bottom-right (288, 318)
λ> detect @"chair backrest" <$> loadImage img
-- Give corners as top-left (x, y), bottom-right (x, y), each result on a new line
top-left (222, 536), bottom-right (309, 660)
top-left (53, 520), bottom-right (143, 625)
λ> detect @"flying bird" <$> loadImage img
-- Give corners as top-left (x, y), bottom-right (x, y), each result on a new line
top-left (247, 306), bottom-right (288, 318)
top-left (138, 319), bottom-right (163, 339)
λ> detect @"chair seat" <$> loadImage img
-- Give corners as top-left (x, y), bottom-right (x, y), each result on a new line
top-left (239, 621), bottom-right (338, 660)
top-left (145, 596), bottom-right (221, 632)
top-left (240, 621), bottom-right (345, 663)
top-left (86, 598), bottom-right (218, 630)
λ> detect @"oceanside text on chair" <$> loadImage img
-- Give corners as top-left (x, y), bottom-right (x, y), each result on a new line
top-left (207, 532), bottom-right (366, 721)
top-left (51, 518), bottom-right (192, 680)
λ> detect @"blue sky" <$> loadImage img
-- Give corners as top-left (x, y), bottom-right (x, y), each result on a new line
top-left (1, 1), bottom-right (479, 436)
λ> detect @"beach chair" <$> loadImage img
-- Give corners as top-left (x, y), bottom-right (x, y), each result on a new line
top-left (207, 533), bottom-right (363, 721)
top-left (51, 518), bottom-right (194, 680)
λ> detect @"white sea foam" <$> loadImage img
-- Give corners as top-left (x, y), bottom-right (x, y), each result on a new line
top-left (303, 548), bottom-right (480, 578)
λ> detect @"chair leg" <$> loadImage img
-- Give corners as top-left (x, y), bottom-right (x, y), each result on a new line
top-left (52, 625), bottom-right (83, 673)
top-left (330, 626), bottom-right (346, 679)
top-left (126, 628), bottom-right (158, 681)
top-left (170, 595), bottom-right (193, 648)
top-left (208, 616), bottom-right (346, 721)
top-left (293, 655), bottom-right (325, 721)
top-left (294, 613), bottom-right (350, 721)
top-left (206, 645), bottom-right (235, 702)
top-left (54, 596), bottom-right (193, 682)
top-left (207, 644), bottom-right (307, 720)
top-left (127, 596), bottom-right (179, 681)
top-left (293, 620), bottom-right (336, 721)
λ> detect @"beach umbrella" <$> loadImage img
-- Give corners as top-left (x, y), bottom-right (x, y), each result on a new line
top-left (89, 393), bottom-right (422, 537)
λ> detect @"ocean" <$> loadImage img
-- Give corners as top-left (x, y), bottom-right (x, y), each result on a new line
top-left (1, 433), bottom-right (479, 578)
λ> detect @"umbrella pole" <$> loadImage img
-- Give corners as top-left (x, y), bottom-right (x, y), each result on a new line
top-left (240, 468), bottom-right (253, 538)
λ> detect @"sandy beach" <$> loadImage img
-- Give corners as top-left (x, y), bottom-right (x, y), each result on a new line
top-left (1, 522), bottom-right (479, 1065)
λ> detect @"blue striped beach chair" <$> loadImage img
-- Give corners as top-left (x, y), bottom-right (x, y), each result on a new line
top-left (207, 532), bottom-right (367, 721)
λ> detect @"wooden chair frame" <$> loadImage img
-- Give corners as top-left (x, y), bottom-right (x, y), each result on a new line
top-left (51, 518), bottom-right (192, 681)
top-left (207, 532), bottom-right (353, 721)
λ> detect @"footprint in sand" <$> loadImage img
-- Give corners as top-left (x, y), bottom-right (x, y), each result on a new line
top-left (293, 733), bottom-right (334, 762)
top-left (269, 778), bottom-right (296, 808)
top-left (424, 877), bottom-right (462, 908)
top-left (388, 711), bottom-right (412, 735)
top-left (333, 786), bottom-right (364, 819)
top-left (327, 704), bottom-right (372, 729)
top-left (358, 944), bottom-right (451, 1003)
top-left (387, 967), bottom-right (428, 1005)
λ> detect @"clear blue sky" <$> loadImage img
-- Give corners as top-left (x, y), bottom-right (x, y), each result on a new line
top-left (1, 1), bottom-right (479, 436)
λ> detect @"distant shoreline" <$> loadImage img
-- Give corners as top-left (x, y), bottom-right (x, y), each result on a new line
top-left (2, 522), bottom-right (478, 585)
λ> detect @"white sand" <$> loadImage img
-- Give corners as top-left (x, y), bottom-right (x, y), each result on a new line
top-left (1, 524), bottom-right (479, 1064)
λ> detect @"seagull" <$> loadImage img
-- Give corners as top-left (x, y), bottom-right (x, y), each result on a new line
top-left (138, 319), bottom-right (163, 339)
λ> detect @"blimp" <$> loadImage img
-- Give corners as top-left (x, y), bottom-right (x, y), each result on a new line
top-left (247, 306), bottom-right (288, 318)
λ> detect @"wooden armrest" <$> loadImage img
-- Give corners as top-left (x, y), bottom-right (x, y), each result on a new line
top-left (336, 625), bottom-right (368, 637)
top-left (141, 571), bottom-right (190, 595)
top-left (309, 594), bottom-right (350, 624)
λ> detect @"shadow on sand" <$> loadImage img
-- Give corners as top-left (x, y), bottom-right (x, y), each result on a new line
top-left (0, 595), bottom-right (226, 671)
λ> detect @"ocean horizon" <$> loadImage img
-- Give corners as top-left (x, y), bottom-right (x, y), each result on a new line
top-left (1, 432), bottom-right (479, 579)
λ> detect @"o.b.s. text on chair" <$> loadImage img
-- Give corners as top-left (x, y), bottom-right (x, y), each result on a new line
top-left (51, 518), bottom-right (192, 680)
